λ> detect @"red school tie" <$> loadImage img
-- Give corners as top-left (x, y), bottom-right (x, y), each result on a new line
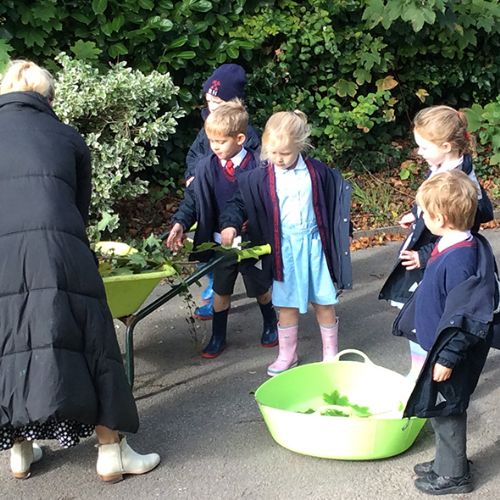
top-left (225, 159), bottom-right (235, 177)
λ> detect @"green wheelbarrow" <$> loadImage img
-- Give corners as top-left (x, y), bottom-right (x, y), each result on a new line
top-left (98, 242), bottom-right (271, 388)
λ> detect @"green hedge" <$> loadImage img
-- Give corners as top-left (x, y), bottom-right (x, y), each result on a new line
top-left (1, 0), bottom-right (499, 174)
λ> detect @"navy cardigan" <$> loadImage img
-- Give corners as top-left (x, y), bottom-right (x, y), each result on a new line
top-left (173, 150), bottom-right (258, 261)
top-left (220, 158), bottom-right (352, 290)
top-left (393, 234), bottom-right (499, 418)
top-left (379, 155), bottom-right (493, 304)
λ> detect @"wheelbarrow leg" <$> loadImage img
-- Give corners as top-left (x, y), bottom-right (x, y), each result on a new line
top-left (121, 314), bottom-right (139, 389)
top-left (125, 321), bottom-right (136, 388)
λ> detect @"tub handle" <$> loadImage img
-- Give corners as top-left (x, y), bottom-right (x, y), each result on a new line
top-left (332, 349), bottom-right (374, 365)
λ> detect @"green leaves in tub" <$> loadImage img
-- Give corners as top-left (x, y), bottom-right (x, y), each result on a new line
top-left (300, 390), bottom-right (372, 417)
top-left (322, 391), bottom-right (372, 417)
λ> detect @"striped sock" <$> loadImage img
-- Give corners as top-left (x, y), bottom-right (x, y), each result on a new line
top-left (407, 340), bottom-right (427, 381)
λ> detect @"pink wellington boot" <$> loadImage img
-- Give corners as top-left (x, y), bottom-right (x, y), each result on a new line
top-left (320, 319), bottom-right (339, 362)
top-left (267, 324), bottom-right (299, 376)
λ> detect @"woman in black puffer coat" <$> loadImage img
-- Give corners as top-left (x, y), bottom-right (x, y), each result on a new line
top-left (0, 60), bottom-right (159, 482)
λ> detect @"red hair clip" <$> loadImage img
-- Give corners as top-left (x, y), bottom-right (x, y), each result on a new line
top-left (464, 131), bottom-right (471, 141)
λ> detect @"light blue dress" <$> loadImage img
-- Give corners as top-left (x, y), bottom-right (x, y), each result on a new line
top-left (272, 155), bottom-right (338, 313)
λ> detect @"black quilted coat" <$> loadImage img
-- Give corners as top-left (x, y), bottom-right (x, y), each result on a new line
top-left (0, 92), bottom-right (138, 431)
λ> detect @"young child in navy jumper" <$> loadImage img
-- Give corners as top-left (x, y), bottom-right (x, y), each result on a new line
top-left (185, 64), bottom-right (260, 321)
top-left (167, 99), bottom-right (278, 358)
top-left (393, 170), bottom-right (498, 495)
top-left (220, 110), bottom-right (352, 376)
top-left (380, 105), bottom-right (493, 380)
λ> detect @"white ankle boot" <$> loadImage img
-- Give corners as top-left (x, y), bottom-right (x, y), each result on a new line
top-left (96, 436), bottom-right (160, 482)
top-left (10, 441), bottom-right (43, 479)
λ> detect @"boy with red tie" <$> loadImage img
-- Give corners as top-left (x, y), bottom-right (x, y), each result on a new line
top-left (167, 99), bottom-right (277, 358)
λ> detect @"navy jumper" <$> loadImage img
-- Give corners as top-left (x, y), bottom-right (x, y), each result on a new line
top-left (393, 234), bottom-right (499, 418)
top-left (379, 155), bottom-right (493, 304)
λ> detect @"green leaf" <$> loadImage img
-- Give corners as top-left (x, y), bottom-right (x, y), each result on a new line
top-left (334, 79), bottom-right (357, 98)
top-left (71, 12), bottom-right (93, 24)
top-left (464, 104), bottom-right (484, 132)
top-left (108, 43), bottom-right (128, 58)
top-left (362, 0), bottom-right (385, 28)
top-left (18, 29), bottom-right (46, 48)
top-left (111, 15), bottom-right (125, 32)
top-left (167, 35), bottom-right (188, 49)
top-left (399, 169), bottom-right (410, 180)
top-left (91, 0), bottom-right (108, 15)
top-left (321, 391), bottom-right (371, 417)
top-left (323, 390), bottom-right (349, 406)
top-left (353, 68), bottom-right (371, 85)
top-left (149, 16), bottom-right (173, 31)
top-left (237, 40), bottom-right (254, 50)
top-left (97, 211), bottom-right (118, 232)
top-left (70, 40), bottom-right (103, 60)
top-left (191, 20), bottom-right (210, 34)
top-left (177, 88), bottom-right (192, 102)
top-left (138, 0), bottom-right (155, 9)
top-left (102, 15), bottom-right (125, 35)
top-left (31, 3), bottom-right (58, 22)
top-left (191, 1), bottom-right (212, 13)
top-left (175, 50), bottom-right (196, 60)
top-left (490, 153), bottom-right (500, 165)
top-left (0, 39), bottom-right (13, 73)
top-left (402, 6), bottom-right (426, 32)
top-left (226, 45), bottom-right (239, 59)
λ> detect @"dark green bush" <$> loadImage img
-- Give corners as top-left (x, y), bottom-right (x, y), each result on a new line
top-left (1, 0), bottom-right (499, 176)
top-left (238, 0), bottom-right (500, 169)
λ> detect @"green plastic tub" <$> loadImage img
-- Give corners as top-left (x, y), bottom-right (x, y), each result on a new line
top-left (96, 241), bottom-right (177, 318)
top-left (255, 350), bottom-right (426, 460)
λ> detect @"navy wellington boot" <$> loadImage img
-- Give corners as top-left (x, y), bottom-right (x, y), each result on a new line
top-left (259, 301), bottom-right (278, 347)
top-left (201, 309), bottom-right (228, 358)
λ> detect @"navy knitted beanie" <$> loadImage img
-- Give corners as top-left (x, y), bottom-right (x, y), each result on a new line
top-left (202, 64), bottom-right (246, 101)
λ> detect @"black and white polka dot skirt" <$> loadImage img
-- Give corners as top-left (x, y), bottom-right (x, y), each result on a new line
top-left (0, 419), bottom-right (94, 450)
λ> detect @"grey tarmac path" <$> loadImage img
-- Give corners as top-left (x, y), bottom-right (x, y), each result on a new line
top-left (1, 228), bottom-right (500, 500)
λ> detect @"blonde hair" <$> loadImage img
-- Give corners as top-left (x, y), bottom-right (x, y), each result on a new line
top-left (413, 105), bottom-right (471, 156)
top-left (204, 98), bottom-right (248, 137)
top-left (416, 170), bottom-right (478, 231)
top-left (0, 60), bottom-right (55, 101)
top-left (261, 110), bottom-right (311, 160)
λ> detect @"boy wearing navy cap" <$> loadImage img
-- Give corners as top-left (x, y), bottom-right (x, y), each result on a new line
top-left (185, 64), bottom-right (260, 183)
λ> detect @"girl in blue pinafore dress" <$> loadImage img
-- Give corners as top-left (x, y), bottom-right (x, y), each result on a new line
top-left (220, 110), bottom-right (352, 376)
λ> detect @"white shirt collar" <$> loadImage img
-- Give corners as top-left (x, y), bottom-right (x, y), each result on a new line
top-left (274, 154), bottom-right (306, 174)
top-left (437, 230), bottom-right (472, 252)
top-left (222, 147), bottom-right (247, 168)
top-left (429, 156), bottom-right (463, 176)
